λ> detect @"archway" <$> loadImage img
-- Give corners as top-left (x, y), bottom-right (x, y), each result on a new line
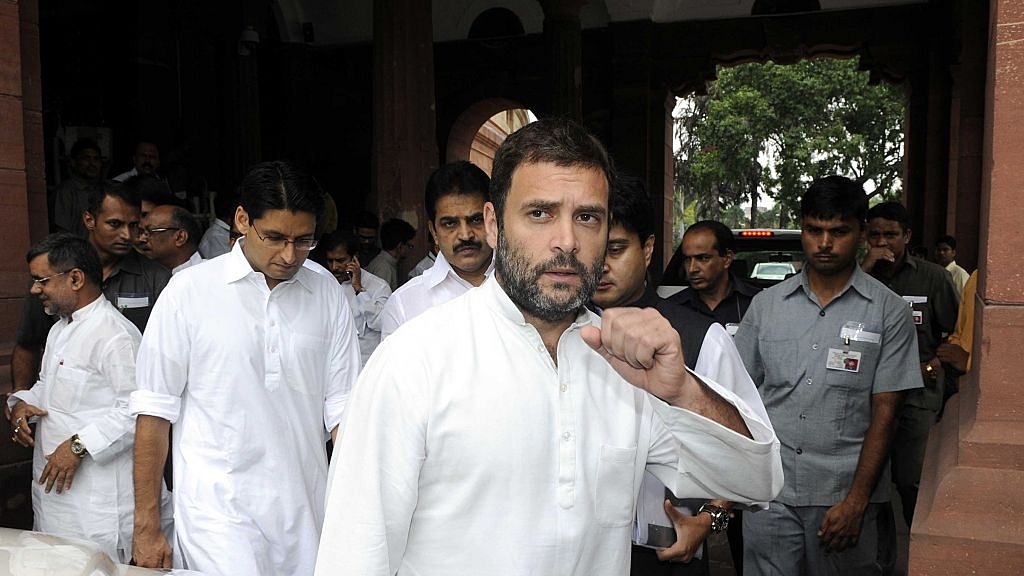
top-left (446, 98), bottom-right (536, 175)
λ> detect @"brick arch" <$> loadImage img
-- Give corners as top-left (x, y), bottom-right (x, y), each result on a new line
top-left (445, 98), bottom-right (534, 175)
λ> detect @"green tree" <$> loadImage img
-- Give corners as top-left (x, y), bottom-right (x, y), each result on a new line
top-left (674, 57), bottom-right (904, 233)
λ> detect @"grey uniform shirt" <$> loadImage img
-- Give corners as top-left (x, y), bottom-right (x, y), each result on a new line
top-left (734, 266), bottom-right (922, 507)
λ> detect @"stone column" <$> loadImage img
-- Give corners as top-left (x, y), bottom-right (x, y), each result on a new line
top-left (609, 20), bottom-right (673, 281)
top-left (910, 1), bottom-right (1024, 573)
top-left (540, 0), bottom-right (585, 119)
top-left (0, 0), bottom-right (43, 365)
top-left (372, 0), bottom-right (438, 277)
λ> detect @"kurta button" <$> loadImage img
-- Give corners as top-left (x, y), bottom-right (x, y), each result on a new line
top-left (796, 448), bottom-right (803, 454)
top-left (560, 384), bottom-right (567, 393)
top-left (811, 344), bottom-right (819, 350)
top-left (800, 414), bottom-right (807, 420)
top-left (562, 432), bottom-right (571, 441)
top-left (819, 310), bottom-right (825, 317)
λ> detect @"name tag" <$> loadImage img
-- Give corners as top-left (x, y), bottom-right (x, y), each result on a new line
top-left (117, 295), bottom-right (150, 309)
top-left (840, 322), bottom-right (881, 344)
top-left (912, 310), bottom-right (923, 325)
top-left (827, 348), bottom-right (862, 372)
top-left (902, 295), bottom-right (928, 305)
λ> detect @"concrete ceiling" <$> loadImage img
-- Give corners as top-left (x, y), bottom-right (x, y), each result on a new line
top-left (273, 0), bottom-right (925, 45)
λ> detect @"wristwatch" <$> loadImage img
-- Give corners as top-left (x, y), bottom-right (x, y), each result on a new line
top-left (698, 503), bottom-right (730, 533)
top-left (70, 434), bottom-right (88, 458)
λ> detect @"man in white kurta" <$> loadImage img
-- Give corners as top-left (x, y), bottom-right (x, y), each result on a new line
top-left (9, 234), bottom-right (142, 563)
top-left (379, 251), bottom-right (494, 338)
top-left (129, 161), bottom-right (361, 576)
top-left (315, 118), bottom-right (782, 575)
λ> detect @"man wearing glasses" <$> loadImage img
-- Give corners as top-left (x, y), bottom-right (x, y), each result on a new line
top-left (137, 204), bottom-right (205, 274)
top-left (7, 182), bottom-right (171, 415)
top-left (129, 161), bottom-right (361, 576)
top-left (8, 233), bottom-right (164, 563)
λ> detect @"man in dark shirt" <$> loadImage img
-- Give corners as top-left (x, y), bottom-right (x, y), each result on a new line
top-left (669, 221), bottom-right (760, 334)
top-left (861, 201), bottom-right (959, 575)
top-left (11, 181), bottom-right (171, 393)
top-left (593, 175), bottom-right (754, 576)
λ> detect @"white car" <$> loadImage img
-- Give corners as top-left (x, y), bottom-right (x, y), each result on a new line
top-left (0, 528), bottom-right (203, 576)
top-left (750, 262), bottom-right (796, 281)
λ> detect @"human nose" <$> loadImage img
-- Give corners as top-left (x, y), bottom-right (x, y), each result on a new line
top-left (30, 282), bottom-right (42, 295)
top-left (686, 258), bottom-right (700, 274)
top-left (279, 241), bottom-right (299, 263)
top-left (551, 217), bottom-right (579, 254)
top-left (457, 220), bottom-right (475, 240)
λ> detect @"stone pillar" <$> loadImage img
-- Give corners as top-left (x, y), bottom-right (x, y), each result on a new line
top-left (0, 0), bottom-right (43, 370)
top-left (910, 1), bottom-right (1024, 574)
top-left (946, 0), bottom-right (987, 272)
top-left (609, 20), bottom-right (673, 282)
top-left (540, 0), bottom-right (584, 119)
top-left (372, 0), bottom-right (438, 277)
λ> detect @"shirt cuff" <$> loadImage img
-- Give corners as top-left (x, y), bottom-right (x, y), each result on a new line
top-left (129, 390), bottom-right (182, 424)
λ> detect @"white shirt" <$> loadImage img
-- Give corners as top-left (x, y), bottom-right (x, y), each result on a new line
top-left (338, 268), bottom-right (392, 367)
top-left (198, 218), bottom-right (230, 259)
top-left (379, 251), bottom-right (493, 339)
top-left (366, 250), bottom-right (399, 290)
top-left (170, 251), bottom-right (203, 275)
top-left (407, 252), bottom-right (436, 279)
top-left (946, 260), bottom-right (970, 294)
top-left (10, 296), bottom-right (141, 562)
top-left (130, 240), bottom-right (361, 576)
top-left (315, 278), bottom-right (783, 576)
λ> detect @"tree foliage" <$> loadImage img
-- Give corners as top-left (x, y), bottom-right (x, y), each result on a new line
top-left (674, 57), bottom-right (905, 231)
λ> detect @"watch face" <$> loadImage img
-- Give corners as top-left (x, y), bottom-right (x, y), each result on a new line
top-left (71, 439), bottom-right (86, 456)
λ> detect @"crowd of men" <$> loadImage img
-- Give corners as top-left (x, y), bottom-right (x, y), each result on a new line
top-left (4, 118), bottom-right (973, 576)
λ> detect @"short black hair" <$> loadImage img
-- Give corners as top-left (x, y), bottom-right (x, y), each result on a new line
top-left (26, 232), bottom-right (103, 287)
top-left (123, 174), bottom-right (181, 208)
top-left (379, 218), bottom-right (416, 251)
top-left (164, 205), bottom-right (204, 250)
top-left (320, 231), bottom-right (360, 256)
top-left (609, 173), bottom-right (655, 242)
top-left (684, 220), bottom-right (735, 256)
top-left (935, 234), bottom-right (957, 250)
top-left (87, 180), bottom-right (141, 217)
top-left (489, 118), bottom-right (613, 225)
top-left (866, 201), bottom-right (910, 232)
top-left (425, 161), bottom-right (490, 222)
top-left (69, 138), bottom-right (101, 159)
top-left (353, 210), bottom-right (379, 230)
top-left (238, 161), bottom-right (324, 222)
top-left (801, 175), bottom-right (868, 227)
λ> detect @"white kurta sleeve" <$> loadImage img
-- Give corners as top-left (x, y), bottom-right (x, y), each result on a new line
top-left (77, 335), bottom-right (139, 464)
top-left (316, 337), bottom-right (428, 576)
top-left (644, 350), bottom-right (783, 506)
top-left (378, 292), bottom-right (407, 340)
top-left (130, 283), bottom-right (189, 423)
top-left (324, 291), bottom-right (362, 432)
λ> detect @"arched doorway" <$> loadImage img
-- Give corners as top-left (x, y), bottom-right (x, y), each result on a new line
top-left (446, 98), bottom-right (536, 175)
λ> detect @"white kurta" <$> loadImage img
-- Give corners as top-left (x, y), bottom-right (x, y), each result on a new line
top-left (9, 296), bottom-right (141, 562)
top-left (130, 241), bottom-right (361, 576)
top-left (315, 278), bottom-right (783, 576)
top-left (337, 268), bottom-right (392, 367)
top-left (378, 251), bottom-right (494, 339)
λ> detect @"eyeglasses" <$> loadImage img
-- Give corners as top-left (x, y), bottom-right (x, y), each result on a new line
top-left (250, 222), bottom-right (318, 252)
top-left (32, 271), bottom-right (69, 286)
top-left (138, 227), bottom-right (180, 238)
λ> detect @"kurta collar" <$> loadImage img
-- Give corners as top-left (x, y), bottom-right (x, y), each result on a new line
top-left (481, 274), bottom-right (594, 330)
top-left (67, 294), bottom-right (106, 323)
top-left (224, 238), bottom-right (314, 292)
top-left (423, 251), bottom-right (495, 290)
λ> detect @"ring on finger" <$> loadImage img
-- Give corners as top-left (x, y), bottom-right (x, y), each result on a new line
top-left (13, 425), bottom-right (20, 434)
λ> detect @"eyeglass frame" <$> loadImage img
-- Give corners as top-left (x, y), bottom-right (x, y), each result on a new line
top-left (138, 227), bottom-right (181, 238)
top-left (249, 222), bottom-right (318, 252)
top-left (31, 270), bottom-right (70, 286)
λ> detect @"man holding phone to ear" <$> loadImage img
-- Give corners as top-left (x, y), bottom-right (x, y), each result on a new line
top-left (322, 231), bottom-right (392, 367)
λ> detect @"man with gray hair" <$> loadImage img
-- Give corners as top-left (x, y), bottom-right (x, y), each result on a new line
top-left (8, 233), bottom-right (154, 563)
top-left (138, 204), bottom-right (204, 274)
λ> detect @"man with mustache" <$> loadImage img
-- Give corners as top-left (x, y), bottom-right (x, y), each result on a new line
top-left (734, 177), bottom-right (923, 576)
top-left (52, 137), bottom-right (104, 238)
top-left (670, 220), bottom-right (760, 336)
top-left (379, 160), bottom-right (495, 338)
top-left (8, 233), bottom-right (169, 563)
top-left (315, 119), bottom-right (783, 575)
top-left (113, 141), bottom-right (161, 182)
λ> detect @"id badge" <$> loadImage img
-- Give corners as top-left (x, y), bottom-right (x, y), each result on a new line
top-left (912, 310), bottom-right (923, 325)
top-left (827, 348), bottom-right (862, 372)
